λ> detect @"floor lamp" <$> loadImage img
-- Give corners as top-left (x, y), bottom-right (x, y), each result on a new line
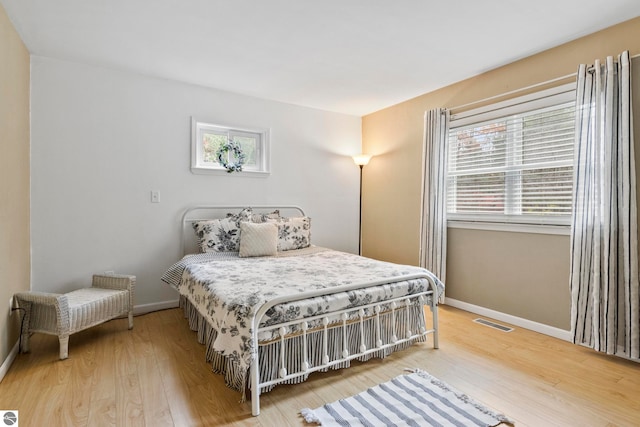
top-left (352, 154), bottom-right (372, 256)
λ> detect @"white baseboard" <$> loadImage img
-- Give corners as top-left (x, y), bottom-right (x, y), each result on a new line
top-left (133, 299), bottom-right (179, 316)
top-left (444, 297), bottom-right (572, 342)
top-left (0, 341), bottom-right (19, 384)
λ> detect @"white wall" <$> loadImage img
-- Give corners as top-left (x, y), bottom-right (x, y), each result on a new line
top-left (30, 56), bottom-right (362, 309)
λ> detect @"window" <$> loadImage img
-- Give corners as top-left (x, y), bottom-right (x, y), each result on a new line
top-left (191, 118), bottom-right (270, 175)
top-left (447, 83), bottom-right (576, 227)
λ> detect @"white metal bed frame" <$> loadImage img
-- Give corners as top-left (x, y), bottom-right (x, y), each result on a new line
top-left (180, 205), bottom-right (440, 416)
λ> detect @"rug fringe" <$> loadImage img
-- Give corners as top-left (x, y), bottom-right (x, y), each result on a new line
top-left (300, 408), bottom-right (321, 424)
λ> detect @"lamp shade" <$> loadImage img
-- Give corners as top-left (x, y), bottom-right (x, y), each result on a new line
top-left (352, 154), bottom-right (372, 166)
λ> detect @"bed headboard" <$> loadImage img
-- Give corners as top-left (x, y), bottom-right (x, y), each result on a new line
top-left (181, 205), bottom-right (306, 255)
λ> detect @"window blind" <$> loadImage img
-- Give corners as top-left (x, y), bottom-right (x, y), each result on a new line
top-left (447, 84), bottom-right (576, 225)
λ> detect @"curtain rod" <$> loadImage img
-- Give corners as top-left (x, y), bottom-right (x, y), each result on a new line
top-left (449, 52), bottom-right (640, 113)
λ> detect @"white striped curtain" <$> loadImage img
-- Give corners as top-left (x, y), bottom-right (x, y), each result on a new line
top-left (570, 51), bottom-right (639, 360)
top-left (420, 109), bottom-right (449, 302)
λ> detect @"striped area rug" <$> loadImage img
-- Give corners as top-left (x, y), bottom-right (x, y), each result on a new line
top-left (300, 369), bottom-right (514, 426)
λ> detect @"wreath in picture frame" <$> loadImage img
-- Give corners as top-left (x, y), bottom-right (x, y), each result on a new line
top-left (216, 140), bottom-right (247, 173)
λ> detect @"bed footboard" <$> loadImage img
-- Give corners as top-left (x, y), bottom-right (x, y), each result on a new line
top-left (249, 276), bottom-right (439, 416)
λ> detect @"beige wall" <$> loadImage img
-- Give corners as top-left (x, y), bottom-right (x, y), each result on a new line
top-left (0, 4), bottom-right (30, 366)
top-left (362, 17), bottom-right (640, 330)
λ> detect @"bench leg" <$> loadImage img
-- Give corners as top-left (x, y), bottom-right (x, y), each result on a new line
top-left (128, 311), bottom-right (134, 330)
top-left (20, 329), bottom-right (31, 354)
top-left (19, 307), bottom-right (31, 354)
top-left (59, 335), bottom-right (69, 360)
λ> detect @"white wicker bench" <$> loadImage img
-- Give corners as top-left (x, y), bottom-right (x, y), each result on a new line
top-left (14, 274), bottom-right (135, 360)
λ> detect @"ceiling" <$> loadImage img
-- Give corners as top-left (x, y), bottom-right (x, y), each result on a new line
top-left (2, 1), bottom-right (640, 116)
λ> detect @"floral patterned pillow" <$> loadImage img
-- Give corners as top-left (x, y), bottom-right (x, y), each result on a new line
top-left (266, 216), bottom-right (311, 251)
top-left (251, 210), bottom-right (281, 223)
top-left (192, 208), bottom-right (252, 252)
top-left (226, 207), bottom-right (253, 222)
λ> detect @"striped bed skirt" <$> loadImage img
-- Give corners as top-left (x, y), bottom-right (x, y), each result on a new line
top-left (179, 295), bottom-right (428, 395)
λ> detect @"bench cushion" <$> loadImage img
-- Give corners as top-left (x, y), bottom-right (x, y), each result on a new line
top-left (66, 288), bottom-right (129, 331)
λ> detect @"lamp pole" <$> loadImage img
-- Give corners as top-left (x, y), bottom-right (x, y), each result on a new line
top-left (352, 154), bottom-right (371, 256)
top-left (358, 164), bottom-right (364, 256)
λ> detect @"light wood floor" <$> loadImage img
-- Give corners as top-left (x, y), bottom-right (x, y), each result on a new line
top-left (1, 305), bottom-right (639, 426)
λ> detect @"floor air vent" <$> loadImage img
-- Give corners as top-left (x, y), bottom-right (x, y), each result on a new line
top-left (473, 318), bottom-right (514, 332)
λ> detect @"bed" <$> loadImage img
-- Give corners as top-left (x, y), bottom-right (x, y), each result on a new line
top-left (161, 205), bottom-right (444, 416)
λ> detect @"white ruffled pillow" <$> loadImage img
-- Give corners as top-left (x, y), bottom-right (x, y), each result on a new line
top-left (239, 222), bottom-right (278, 257)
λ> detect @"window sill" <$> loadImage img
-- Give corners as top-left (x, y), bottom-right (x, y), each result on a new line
top-left (191, 167), bottom-right (271, 177)
top-left (447, 220), bottom-right (570, 236)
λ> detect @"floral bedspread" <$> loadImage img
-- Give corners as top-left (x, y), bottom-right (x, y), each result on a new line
top-left (161, 246), bottom-right (444, 371)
